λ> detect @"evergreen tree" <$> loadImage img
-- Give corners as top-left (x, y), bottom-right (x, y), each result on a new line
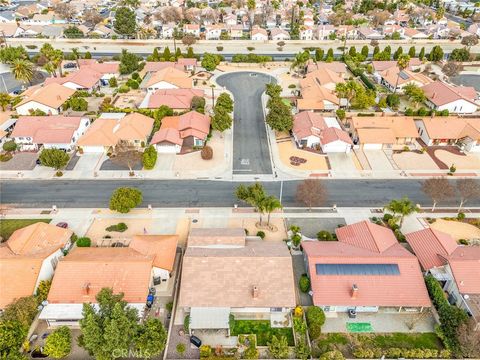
top-left (373, 46), bottom-right (380, 57)
top-left (162, 46), bottom-right (171, 61)
top-left (175, 47), bottom-right (182, 60)
top-left (315, 48), bottom-right (324, 61)
top-left (361, 45), bottom-right (369, 58)
top-left (419, 47), bottom-right (425, 60)
top-left (212, 105), bottom-right (232, 132)
top-left (186, 47), bottom-right (195, 58)
top-left (393, 46), bottom-right (403, 60)
top-left (408, 46), bottom-right (416, 58)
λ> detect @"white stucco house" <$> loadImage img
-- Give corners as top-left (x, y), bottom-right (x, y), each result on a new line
top-left (422, 81), bottom-right (479, 114)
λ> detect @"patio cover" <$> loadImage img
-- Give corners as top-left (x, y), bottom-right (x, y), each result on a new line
top-left (190, 307), bottom-right (230, 330)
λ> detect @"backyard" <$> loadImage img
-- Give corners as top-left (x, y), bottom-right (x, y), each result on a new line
top-left (0, 219), bottom-right (51, 241)
top-left (230, 320), bottom-right (294, 346)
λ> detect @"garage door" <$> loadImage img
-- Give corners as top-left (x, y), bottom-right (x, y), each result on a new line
top-left (363, 144), bottom-right (382, 150)
top-left (156, 144), bottom-right (178, 154)
top-left (82, 146), bottom-right (105, 153)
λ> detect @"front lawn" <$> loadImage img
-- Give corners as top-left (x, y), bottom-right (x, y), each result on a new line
top-left (0, 219), bottom-right (51, 242)
top-left (230, 320), bottom-right (294, 346)
top-left (371, 332), bottom-right (442, 349)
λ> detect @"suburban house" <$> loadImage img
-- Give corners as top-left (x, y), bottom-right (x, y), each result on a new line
top-left (141, 67), bottom-right (192, 93)
top-left (292, 111), bottom-right (352, 153)
top-left (405, 228), bottom-right (480, 330)
top-left (251, 27), bottom-right (268, 41)
top-left (302, 220), bottom-right (431, 313)
top-left (140, 88), bottom-right (205, 111)
top-left (297, 69), bottom-right (343, 112)
top-left (348, 115), bottom-right (419, 149)
top-left (78, 59), bottom-right (120, 81)
top-left (178, 228), bottom-right (296, 334)
top-left (183, 23), bottom-right (200, 37)
top-left (306, 61), bottom-right (347, 76)
top-left (205, 24), bottom-right (225, 40)
top-left (315, 24), bottom-right (336, 40)
top-left (151, 111), bottom-right (211, 153)
top-left (0, 111), bottom-right (16, 146)
top-left (10, 116), bottom-right (90, 151)
top-left (270, 28), bottom-right (290, 40)
top-left (15, 83), bottom-right (76, 116)
top-left (422, 81), bottom-right (479, 114)
top-left (415, 117), bottom-right (480, 152)
top-left (44, 67), bottom-right (103, 92)
top-left (77, 112), bottom-right (154, 153)
top-left (0, 222), bottom-right (73, 310)
top-left (39, 233), bottom-right (178, 327)
top-left (375, 66), bottom-right (433, 93)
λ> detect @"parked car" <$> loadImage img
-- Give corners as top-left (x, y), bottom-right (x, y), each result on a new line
top-left (56, 222), bottom-right (68, 228)
top-left (64, 63), bottom-right (77, 69)
top-left (190, 335), bottom-right (202, 348)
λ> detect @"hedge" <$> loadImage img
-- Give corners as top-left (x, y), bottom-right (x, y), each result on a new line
top-left (353, 347), bottom-right (451, 359)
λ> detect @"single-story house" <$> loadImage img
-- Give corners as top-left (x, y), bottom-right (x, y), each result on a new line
top-left (292, 111), bottom-right (352, 153)
top-left (77, 112), bottom-right (154, 153)
top-left (140, 88), bottom-right (205, 111)
top-left (78, 59), bottom-right (120, 81)
top-left (39, 233), bottom-right (178, 327)
top-left (0, 222), bottom-right (72, 310)
top-left (306, 61), bottom-right (346, 76)
top-left (415, 117), bottom-right (480, 152)
top-left (422, 81), bottom-right (479, 114)
top-left (376, 67), bottom-right (433, 93)
top-left (10, 115), bottom-right (90, 151)
top-left (270, 28), bottom-right (290, 40)
top-left (141, 67), bottom-right (192, 93)
top-left (348, 115), bottom-right (419, 149)
top-left (178, 228), bottom-right (296, 333)
top-left (406, 228), bottom-right (480, 330)
top-left (251, 27), bottom-right (268, 41)
top-left (151, 111), bottom-right (210, 153)
top-left (303, 220), bottom-right (431, 313)
top-left (44, 67), bottom-right (103, 92)
top-left (15, 83), bottom-right (76, 116)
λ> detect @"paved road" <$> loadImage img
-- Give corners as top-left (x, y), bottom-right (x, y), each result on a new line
top-left (217, 72), bottom-right (275, 175)
top-left (2, 179), bottom-right (480, 208)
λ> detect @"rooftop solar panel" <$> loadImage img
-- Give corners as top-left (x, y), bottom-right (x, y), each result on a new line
top-left (315, 263), bottom-right (400, 275)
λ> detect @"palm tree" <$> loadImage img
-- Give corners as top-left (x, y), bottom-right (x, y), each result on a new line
top-left (236, 183), bottom-right (267, 225)
top-left (261, 195), bottom-right (282, 227)
top-left (335, 80), bottom-right (359, 110)
top-left (0, 92), bottom-right (11, 111)
top-left (71, 47), bottom-right (80, 68)
top-left (11, 59), bottom-right (34, 86)
top-left (290, 51), bottom-right (310, 76)
top-left (384, 197), bottom-right (419, 226)
top-left (393, 54), bottom-right (410, 94)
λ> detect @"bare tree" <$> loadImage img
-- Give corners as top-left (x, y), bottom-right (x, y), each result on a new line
top-left (421, 177), bottom-right (454, 211)
top-left (370, 39), bottom-right (379, 47)
top-left (110, 140), bottom-right (142, 175)
top-left (201, 7), bottom-right (218, 23)
top-left (83, 9), bottom-right (103, 26)
top-left (159, 7), bottom-right (183, 23)
top-left (184, 8), bottom-right (201, 23)
top-left (457, 179), bottom-right (480, 211)
top-left (369, 10), bottom-right (391, 27)
top-left (442, 61), bottom-right (463, 77)
top-left (54, 3), bottom-right (75, 19)
top-left (457, 319), bottom-right (480, 358)
top-left (296, 179), bottom-right (327, 210)
top-left (182, 34), bottom-right (196, 46)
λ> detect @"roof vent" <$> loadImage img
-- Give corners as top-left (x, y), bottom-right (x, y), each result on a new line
top-left (252, 285), bottom-right (259, 298)
top-left (351, 284), bottom-right (358, 299)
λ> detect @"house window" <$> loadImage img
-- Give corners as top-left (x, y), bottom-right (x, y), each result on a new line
top-left (194, 138), bottom-right (204, 146)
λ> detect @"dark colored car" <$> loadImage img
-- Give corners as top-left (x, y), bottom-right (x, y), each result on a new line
top-left (56, 222), bottom-right (68, 228)
top-left (64, 63), bottom-right (77, 69)
top-left (190, 335), bottom-right (202, 348)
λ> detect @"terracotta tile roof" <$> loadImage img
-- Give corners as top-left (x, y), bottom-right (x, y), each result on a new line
top-left (16, 83), bottom-right (75, 110)
top-left (146, 89), bottom-right (204, 109)
top-left (321, 127), bottom-right (353, 145)
top-left (178, 111), bottom-right (210, 138)
top-left (179, 239), bottom-right (296, 308)
top-left (405, 228), bottom-right (457, 270)
top-left (77, 113), bottom-right (153, 147)
top-left (47, 247), bottom-right (153, 304)
top-left (151, 128), bottom-right (183, 146)
top-left (448, 247), bottom-right (480, 294)
top-left (44, 67), bottom-right (102, 89)
top-left (379, 67), bottom-right (433, 87)
top-left (78, 59), bottom-right (120, 74)
top-left (294, 111), bottom-right (327, 139)
top-left (144, 62), bottom-right (185, 73)
top-left (372, 59), bottom-right (422, 72)
top-left (306, 61), bottom-right (346, 74)
top-left (301, 68), bottom-right (343, 88)
top-left (350, 115), bottom-right (419, 143)
top-left (418, 117), bottom-right (480, 140)
top-left (336, 220), bottom-right (398, 253)
top-left (11, 116), bottom-right (84, 144)
top-left (130, 235), bottom-right (178, 271)
top-left (422, 81), bottom-right (478, 107)
top-left (303, 222), bottom-right (431, 308)
top-left (145, 67), bottom-right (192, 89)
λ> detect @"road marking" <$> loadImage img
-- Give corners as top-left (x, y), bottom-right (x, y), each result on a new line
top-left (233, 169), bottom-right (252, 172)
top-left (240, 158), bottom-right (250, 165)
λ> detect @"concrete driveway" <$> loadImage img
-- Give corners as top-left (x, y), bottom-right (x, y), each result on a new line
top-left (0, 152), bottom-right (38, 171)
top-left (216, 72), bottom-right (275, 175)
top-left (328, 153), bottom-right (358, 175)
top-left (363, 150), bottom-right (394, 171)
top-left (73, 153), bottom-right (104, 173)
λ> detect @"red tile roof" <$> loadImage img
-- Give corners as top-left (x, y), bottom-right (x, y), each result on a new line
top-left (405, 228), bottom-right (457, 270)
top-left (303, 221), bottom-right (431, 308)
top-left (422, 81), bottom-right (478, 106)
top-left (45, 67), bottom-right (102, 89)
top-left (448, 247), bottom-right (480, 294)
top-left (146, 89), bottom-right (204, 109)
top-left (11, 116), bottom-right (84, 144)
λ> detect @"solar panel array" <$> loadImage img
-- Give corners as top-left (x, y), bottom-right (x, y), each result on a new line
top-left (315, 263), bottom-right (400, 276)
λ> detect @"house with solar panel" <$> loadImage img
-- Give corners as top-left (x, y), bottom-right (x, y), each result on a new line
top-left (302, 220), bottom-right (431, 314)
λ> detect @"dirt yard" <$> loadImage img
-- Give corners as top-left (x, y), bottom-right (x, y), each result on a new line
top-left (434, 150), bottom-right (480, 170)
top-left (277, 139), bottom-right (329, 171)
top-left (173, 132), bottom-right (226, 172)
top-left (392, 151), bottom-right (439, 170)
top-left (430, 218), bottom-right (480, 240)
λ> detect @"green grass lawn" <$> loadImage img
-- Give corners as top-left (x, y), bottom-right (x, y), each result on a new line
top-left (371, 333), bottom-right (442, 349)
top-left (230, 320), bottom-right (294, 346)
top-left (0, 219), bottom-right (51, 241)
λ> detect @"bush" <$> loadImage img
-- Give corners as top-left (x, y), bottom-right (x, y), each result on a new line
top-left (217, 46), bottom-right (224, 51)
top-left (256, 231), bottom-right (265, 239)
top-left (106, 222), bottom-right (128, 232)
top-left (2, 140), bottom-right (17, 152)
top-left (320, 350), bottom-right (345, 360)
top-left (142, 145), bottom-right (157, 170)
top-left (458, 239), bottom-right (468, 245)
top-left (299, 274), bottom-right (310, 293)
top-left (118, 84), bottom-right (130, 93)
top-left (108, 77), bottom-right (117, 87)
top-left (306, 306), bottom-right (325, 339)
top-left (317, 230), bottom-right (333, 241)
top-left (383, 213), bottom-right (393, 222)
top-left (126, 78), bottom-right (139, 89)
top-left (0, 152), bottom-right (12, 162)
top-left (131, 72), bottom-right (140, 80)
top-left (199, 344), bottom-right (211, 358)
top-left (457, 212), bottom-right (465, 220)
top-left (336, 109), bottom-right (346, 121)
top-left (353, 347), bottom-right (450, 359)
top-left (67, 97), bottom-right (88, 111)
top-left (43, 326), bottom-right (71, 359)
top-left (184, 315), bottom-right (190, 333)
top-left (76, 237), bottom-right (91, 247)
top-left (176, 343), bottom-right (186, 355)
top-left (288, 84), bottom-right (296, 89)
top-left (201, 145), bottom-right (213, 160)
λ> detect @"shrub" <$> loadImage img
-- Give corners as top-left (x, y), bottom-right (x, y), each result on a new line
top-left (458, 239), bottom-right (468, 245)
top-left (184, 315), bottom-right (190, 333)
top-left (142, 145), bottom-right (157, 170)
top-left (43, 326), bottom-right (71, 359)
top-left (217, 46), bottom-right (224, 51)
top-left (317, 230), bottom-right (333, 241)
top-left (320, 350), bottom-right (345, 360)
top-left (176, 343), bottom-right (186, 355)
top-left (118, 84), bottom-right (130, 93)
top-left (457, 212), bottom-right (465, 220)
top-left (126, 78), bottom-right (139, 89)
top-left (0, 152), bottom-right (12, 162)
top-left (3, 140), bottom-right (17, 152)
top-left (288, 84), bottom-right (296, 88)
top-left (199, 344), bottom-right (211, 358)
top-left (256, 231), bottom-right (265, 239)
top-left (108, 77), bottom-right (117, 87)
top-left (76, 237), bottom-right (91, 247)
top-left (336, 109), bottom-right (346, 121)
top-left (306, 306), bottom-right (325, 339)
top-left (131, 72), bottom-right (140, 80)
top-left (291, 233), bottom-right (302, 247)
top-left (299, 274), bottom-right (310, 293)
top-left (383, 213), bottom-right (393, 222)
top-left (201, 145), bottom-right (213, 160)
top-left (106, 222), bottom-right (128, 232)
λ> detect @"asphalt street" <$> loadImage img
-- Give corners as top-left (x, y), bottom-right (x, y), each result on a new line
top-left (2, 179), bottom-right (480, 208)
top-left (217, 72), bottom-right (275, 175)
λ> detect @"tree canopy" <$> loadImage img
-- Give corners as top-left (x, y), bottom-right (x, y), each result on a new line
top-left (39, 149), bottom-right (69, 171)
top-left (114, 7), bottom-right (137, 37)
top-left (109, 187), bottom-right (143, 213)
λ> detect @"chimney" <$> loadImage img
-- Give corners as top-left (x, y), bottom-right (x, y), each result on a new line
top-left (351, 284), bottom-right (358, 299)
top-left (252, 285), bottom-right (259, 299)
top-left (82, 282), bottom-right (91, 295)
